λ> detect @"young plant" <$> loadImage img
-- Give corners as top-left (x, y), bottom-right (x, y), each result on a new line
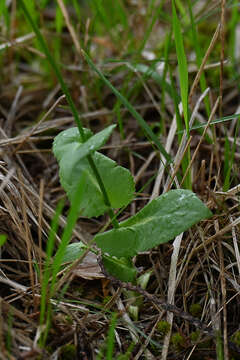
top-left (53, 124), bottom-right (212, 283)
top-left (19, 0), bottom-right (212, 284)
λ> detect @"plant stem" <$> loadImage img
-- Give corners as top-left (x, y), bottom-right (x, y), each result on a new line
top-left (87, 155), bottom-right (119, 228)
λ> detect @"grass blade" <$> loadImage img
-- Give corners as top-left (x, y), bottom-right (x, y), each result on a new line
top-left (82, 50), bottom-right (172, 163)
top-left (0, 234), bottom-right (7, 247)
top-left (18, 0), bottom-right (85, 140)
top-left (106, 312), bottom-right (118, 360)
top-left (50, 174), bottom-right (87, 297)
top-left (172, 0), bottom-right (191, 188)
top-left (19, 0), bottom-right (120, 228)
top-left (39, 175), bottom-right (86, 346)
top-left (39, 198), bottom-right (64, 344)
top-left (184, 113), bottom-right (240, 132)
top-left (172, 0), bottom-right (189, 132)
top-left (187, 0), bottom-right (210, 116)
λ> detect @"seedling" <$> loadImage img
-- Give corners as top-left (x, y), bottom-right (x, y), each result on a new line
top-left (19, 0), bottom-right (212, 284)
top-left (53, 124), bottom-right (212, 282)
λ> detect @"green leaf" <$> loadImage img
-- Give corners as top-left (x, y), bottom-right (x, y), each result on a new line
top-left (61, 242), bottom-right (86, 264)
top-left (137, 270), bottom-right (152, 290)
top-left (53, 125), bottom-right (115, 164)
top-left (102, 255), bottom-right (137, 282)
top-left (53, 127), bottom-right (135, 218)
top-left (95, 189), bottom-right (212, 257)
top-left (62, 152), bottom-right (135, 217)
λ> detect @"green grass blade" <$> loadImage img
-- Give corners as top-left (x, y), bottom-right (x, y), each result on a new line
top-left (40, 0), bottom-right (50, 8)
top-left (22, 0), bottom-right (39, 27)
top-left (72, 0), bottom-right (81, 21)
top-left (40, 200), bottom-right (65, 326)
top-left (90, 0), bottom-right (129, 41)
top-left (91, 0), bottom-right (112, 33)
top-left (187, 0), bottom-right (210, 117)
top-left (223, 133), bottom-right (230, 191)
top-left (106, 313), bottom-right (118, 360)
top-left (0, 0), bottom-right (10, 32)
top-left (216, 331), bottom-right (224, 360)
top-left (19, 0), bottom-right (120, 229)
top-left (138, 0), bottom-right (164, 53)
top-left (160, 28), bottom-right (172, 119)
top-left (39, 176), bottom-right (86, 345)
top-left (0, 234), bottom-right (7, 247)
top-left (50, 174), bottom-right (87, 297)
top-left (223, 121), bottom-right (239, 191)
top-left (172, 0), bottom-right (191, 188)
top-left (228, 0), bottom-right (239, 60)
top-left (172, 0), bottom-right (189, 133)
top-left (39, 200), bottom-right (64, 347)
top-left (175, 0), bottom-right (186, 19)
top-left (82, 50), bottom-right (172, 163)
top-left (185, 113), bottom-right (240, 132)
top-left (132, 62), bottom-right (180, 104)
top-left (19, 0), bottom-right (85, 141)
top-left (169, 66), bottom-right (183, 143)
top-left (54, 5), bottom-right (64, 62)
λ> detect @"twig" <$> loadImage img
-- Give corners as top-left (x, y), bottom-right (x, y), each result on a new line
top-left (97, 256), bottom-right (213, 335)
top-left (98, 256), bottom-right (240, 355)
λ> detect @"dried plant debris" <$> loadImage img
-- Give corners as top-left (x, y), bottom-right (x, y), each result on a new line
top-left (1, 1), bottom-right (240, 359)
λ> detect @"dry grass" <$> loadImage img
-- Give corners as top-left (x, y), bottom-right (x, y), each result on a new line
top-left (1, 1), bottom-right (240, 359)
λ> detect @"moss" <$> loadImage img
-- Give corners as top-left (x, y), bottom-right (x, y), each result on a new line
top-left (65, 315), bottom-right (73, 325)
top-left (171, 332), bottom-right (184, 349)
top-left (156, 320), bottom-right (171, 336)
top-left (197, 338), bottom-right (212, 349)
top-left (59, 344), bottom-right (76, 360)
top-left (149, 342), bottom-right (161, 356)
top-left (102, 295), bottom-right (112, 305)
top-left (190, 330), bottom-right (201, 343)
top-left (189, 303), bottom-right (202, 318)
top-left (231, 331), bottom-right (240, 346)
top-left (189, 331), bottom-right (214, 349)
top-left (72, 285), bottom-right (84, 297)
top-left (46, 346), bottom-right (53, 354)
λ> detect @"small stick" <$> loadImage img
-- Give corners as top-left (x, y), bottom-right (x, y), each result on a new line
top-left (98, 256), bottom-right (240, 355)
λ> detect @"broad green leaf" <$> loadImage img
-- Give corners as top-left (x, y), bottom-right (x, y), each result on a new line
top-left (53, 127), bottom-right (135, 218)
top-left (53, 125), bottom-right (115, 164)
top-left (95, 189), bottom-right (212, 257)
top-left (60, 151), bottom-right (135, 217)
top-left (102, 255), bottom-right (137, 282)
top-left (61, 242), bottom-right (86, 264)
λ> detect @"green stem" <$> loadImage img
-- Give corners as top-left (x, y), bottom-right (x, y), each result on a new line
top-left (87, 155), bottom-right (119, 228)
top-left (19, 0), bottom-right (119, 229)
